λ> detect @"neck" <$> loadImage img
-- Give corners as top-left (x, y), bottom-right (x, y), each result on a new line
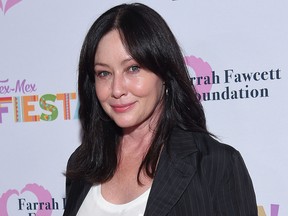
top-left (119, 103), bottom-right (163, 158)
top-left (119, 126), bottom-right (154, 158)
top-left (120, 115), bottom-right (161, 158)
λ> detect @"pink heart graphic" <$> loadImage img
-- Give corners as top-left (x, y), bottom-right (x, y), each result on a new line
top-left (0, 183), bottom-right (52, 216)
top-left (0, 0), bottom-right (22, 14)
top-left (184, 55), bottom-right (213, 100)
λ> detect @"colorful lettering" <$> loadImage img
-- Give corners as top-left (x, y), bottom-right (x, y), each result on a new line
top-left (0, 92), bottom-right (78, 123)
top-left (0, 97), bottom-right (12, 123)
top-left (22, 95), bottom-right (40, 122)
top-left (39, 94), bottom-right (58, 121)
top-left (258, 204), bottom-right (279, 216)
top-left (56, 93), bottom-right (77, 120)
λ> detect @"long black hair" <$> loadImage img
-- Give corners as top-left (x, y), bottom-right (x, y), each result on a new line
top-left (66, 3), bottom-right (209, 184)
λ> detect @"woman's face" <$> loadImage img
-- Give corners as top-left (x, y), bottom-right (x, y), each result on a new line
top-left (94, 30), bottom-right (164, 130)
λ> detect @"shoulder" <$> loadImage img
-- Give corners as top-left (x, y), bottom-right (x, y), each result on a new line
top-left (187, 131), bottom-right (246, 177)
top-left (192, 131), bottom-right (241, 164)
top-left (65, 146), bottom-right (87, 196)
top-left (182, 132), bottom-right (257, 214)
top-left (169, 128), bottom-right (248, 182)
top-left (170, 127), bottom-right (240, 160)
top-left (187, 131), bottom-right (254, 199)
top-left (66, 145), bottom-right (82, 171)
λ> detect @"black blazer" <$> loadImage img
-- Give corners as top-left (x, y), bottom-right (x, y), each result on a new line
top-left (63, 128), bottom-right (257, 216)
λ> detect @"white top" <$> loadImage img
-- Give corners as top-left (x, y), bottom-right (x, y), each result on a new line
top-left (76, 185), bottom-right (151, 216)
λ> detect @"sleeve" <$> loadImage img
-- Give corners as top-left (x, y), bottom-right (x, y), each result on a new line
top-left (214, 150), bottom-right (258, 216)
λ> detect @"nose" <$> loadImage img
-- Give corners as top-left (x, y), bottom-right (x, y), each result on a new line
top-left (111, 73), bottom-right (127, 98)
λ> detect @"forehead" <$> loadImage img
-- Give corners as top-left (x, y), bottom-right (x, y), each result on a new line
top-left (95, 30), bottom-right (130, 62)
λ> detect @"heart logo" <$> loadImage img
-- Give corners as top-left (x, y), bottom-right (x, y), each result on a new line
top-left (0, 0), bottom-right (22, 14)
top-left (184, 55), bottom-right (213, 100)
top-left (0, 183), bottom-right (52, 216)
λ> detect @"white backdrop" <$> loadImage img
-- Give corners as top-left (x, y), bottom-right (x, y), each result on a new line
top-left (0, 0), bottom-right (287, 215)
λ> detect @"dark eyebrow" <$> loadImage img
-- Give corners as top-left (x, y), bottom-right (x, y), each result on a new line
top-left (94, 57), bottom-right (135, 67)
top-left (121, 57), bottom-right (135, 65)
top-left (94, 62), bottom-right (109, 67)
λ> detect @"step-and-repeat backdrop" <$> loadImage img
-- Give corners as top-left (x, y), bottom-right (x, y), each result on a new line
top-left (1, 0), bottom-right (287, 215)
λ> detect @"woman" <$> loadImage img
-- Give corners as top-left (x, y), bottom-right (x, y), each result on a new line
top-left (64, 3), bottom-right (257, 216)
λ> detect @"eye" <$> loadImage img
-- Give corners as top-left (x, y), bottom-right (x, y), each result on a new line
top-left (95, 71), bottom-right (111, 78)
top-left (128, 65), bottom-right (140, 73)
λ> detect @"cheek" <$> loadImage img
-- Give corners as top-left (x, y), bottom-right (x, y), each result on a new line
top-left (131, 72), bottom-right (161, 93)
top-left (130, 78), bottom-right (163, 99)
top-left (95, 83), bottom-right (108, 102)
top-left (128, 80), bottom-right (150, 97)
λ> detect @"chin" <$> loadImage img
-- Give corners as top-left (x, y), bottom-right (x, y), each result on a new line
top-left (112, 118), bottom-right (135, 128)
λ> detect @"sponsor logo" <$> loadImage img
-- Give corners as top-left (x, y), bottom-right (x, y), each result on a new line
top-left (0, 183), bottom-right (65, 216)
top-left (0, 79), bottom-right (78, 123)
top-left (185, 55), bottom-right (281, 101)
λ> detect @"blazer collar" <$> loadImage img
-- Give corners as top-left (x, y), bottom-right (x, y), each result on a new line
top-left (144, 127), bottom-right (199, 216)
top-left (64, 128), bottom-right (202, 216)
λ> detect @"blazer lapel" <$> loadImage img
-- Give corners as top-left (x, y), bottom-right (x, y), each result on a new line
top-left (144, 128), bottom-right (199, 216)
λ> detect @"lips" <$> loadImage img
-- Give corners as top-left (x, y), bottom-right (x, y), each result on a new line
top-left (110, 102), bottom-right (135, 113)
